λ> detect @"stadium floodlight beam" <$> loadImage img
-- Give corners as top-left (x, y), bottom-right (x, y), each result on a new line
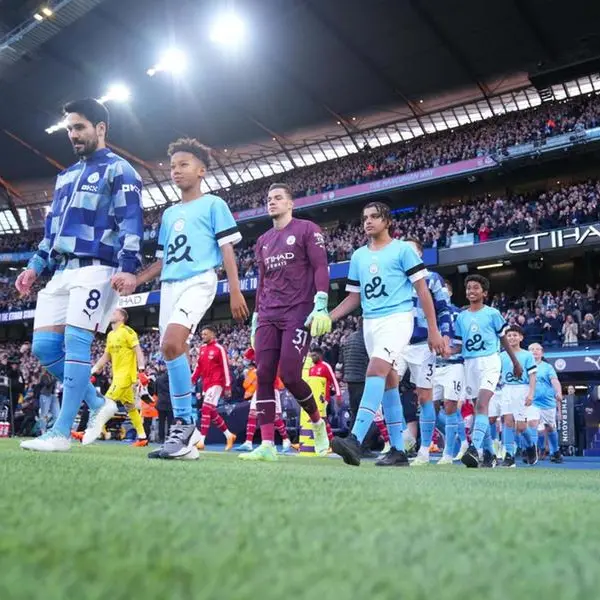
top-left (45, 84), bottom-right (131, 133)
top-left (98, 83), bottom-right (131, 103)
top-left (209, 13), bottom-right (245, 46)
top-left (146, 48), bottom-right (187, 76)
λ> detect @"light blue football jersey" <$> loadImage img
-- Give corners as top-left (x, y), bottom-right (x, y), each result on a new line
top-left (533, 360), bottom-right (559, 409)
top-left (346, 239), bottom-right (427, 319)
top-left (501, 349), bottom-right (537, 386)
top-left (454, 305), bottom-right (507, 359)
top-left (156, 194), bottom-right (241, 282)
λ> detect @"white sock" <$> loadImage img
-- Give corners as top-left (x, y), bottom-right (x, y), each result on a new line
top-left (283, 438), bottom-right (291, 448)
top-left (198, 434), bottom-right (205, 444)
top-left (225, 430), bottom-right (233, 440)
top-left (263, 440), bottom-right (275, 446)
top-left (418, 446), bottom-right (430, 457)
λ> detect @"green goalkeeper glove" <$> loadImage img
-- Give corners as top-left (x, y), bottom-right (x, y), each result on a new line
top-left (304, 291), bottom-right (332, 337)
top-left (250, 312), bottom-right (258, 348)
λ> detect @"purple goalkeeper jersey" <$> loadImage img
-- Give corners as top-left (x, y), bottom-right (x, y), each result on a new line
top-left (256, 218), bottom-right (329, 325)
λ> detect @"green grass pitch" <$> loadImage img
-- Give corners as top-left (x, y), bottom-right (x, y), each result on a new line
top-left (1, 438), bottom-right (599, 600)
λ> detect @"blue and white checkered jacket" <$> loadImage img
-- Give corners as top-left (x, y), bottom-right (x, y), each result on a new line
top-left (27, 148), bottom-right (144, 275)
top-left (436, 302), bottom-right (464, 365)
top-left (410, 270), bottom-right (452, 345)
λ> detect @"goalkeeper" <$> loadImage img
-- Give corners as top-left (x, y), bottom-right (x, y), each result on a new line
top-left (240, 183), bottom-right (332, 462)
top-left (90, 308), bottom-right (150, 447)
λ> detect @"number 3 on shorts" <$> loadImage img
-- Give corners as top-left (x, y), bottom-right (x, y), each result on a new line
top-left (293, 328), bottom-right (308, 350)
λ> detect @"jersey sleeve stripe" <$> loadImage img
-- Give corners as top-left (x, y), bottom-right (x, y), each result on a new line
top-left (497, 324), bottom-right (509, 336)
top-left (527, 365), bottom-right (537, 373)
top-left (324, 362), bottom-right (341, 396)
top-left (346, 283), bottom-right (360, 293)
top-left (216, 343), bottom-right (231, 387)
top-left (406, 263), bottom-right (425, 277)
top-left (217, 230), bottom-right (242, 247)
top-left (155, 243), bottom-right (164, 259)
top-left (408, 268), bottom-right (427, 283)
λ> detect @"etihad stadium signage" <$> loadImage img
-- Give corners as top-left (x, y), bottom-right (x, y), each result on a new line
top-left (505, 224), bottom-right (600, 254)
top-left (439, 222), bottom-right (600, 266)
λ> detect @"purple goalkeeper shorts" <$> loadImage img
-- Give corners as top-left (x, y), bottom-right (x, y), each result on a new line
top-left (255, 320), bottom-right (311, 374)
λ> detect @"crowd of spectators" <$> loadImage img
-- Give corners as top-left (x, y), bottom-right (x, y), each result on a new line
top-left (215, 93), bottom-right (600, 212)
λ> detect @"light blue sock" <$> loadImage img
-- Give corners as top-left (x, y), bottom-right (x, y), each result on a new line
top-left (32, 331), bottom-right (65, 380)
top-left (517, 433), bottom-right (527, 452)
top-left (456, 411), bottom-right (467, 442)
top-left (444, 411), bottom-right (458, 457)
top-left (526, 426), bottom-right (538, 449)
top-left (548, 430), bottom-right (559, 454)
top-left (52, 326), bottom-right (94, 437)
top-left (166, 354), bottom-right (193, 423)
top-left (537, 432), bottom-right (546, 452)
top-left (32, 331), bottom-right (103, 412)
top-left (351, 376), bottom-right (385, 444)
top-left (419, 400), bottom-right (436, 450)
top-left (503, 425), bottom-right (516, 456)
top-left (489, 421), bottom-right (498, 441)
top-left (381, 387), bottom-right (404, 451)
top-left (472, 414), bottom-right (489, 451)
top-left (483, 427), bottom-right (494, 454)
top-left (521, 429), bottom-right (532, 447)
top-left (436, 409), bottom-right (447, 434)
top-left (84, 382), bottom-right (105, 411)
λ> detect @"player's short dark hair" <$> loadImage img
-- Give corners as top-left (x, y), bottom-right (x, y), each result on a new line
top-left (405, 237), bottom-right (423, 253)
top-left (310, 346), bottom-right (323, 355)
top-left (268, 183), bottom-right (293, 198)
top-left (444, 279), bottom-right (453, 294)
top-left (201, 324), bottom-right (217, 335)
top-left (118, 308), bottom-right (129, 323)
top-left (507, 325), bottom-right (524, 336)
top-left (465, 274), bottom-right (490, 293)
top-left (167, 137), bottom-right (212, 169)
top-left (363, 201), bottom-right (393, 232)
top-left (63, 98), bottom-right (109, 129)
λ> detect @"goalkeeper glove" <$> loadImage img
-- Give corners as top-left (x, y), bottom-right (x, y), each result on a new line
top-left (304, 291), bottom-right (332, 337)
top-left (250, 312), bottom-right (258, 349)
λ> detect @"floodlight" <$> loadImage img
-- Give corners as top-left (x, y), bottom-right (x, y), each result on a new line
top-left (45, 120), bottom-right (66, 134)
top-left (209, 13), bottom-right (245, 45)
top-left (42, 7), bottom-right (53, 17)
top-left (147, 48), bottom-right (187, 76)
top-left (33, 13), bottom-right (43, 21)
top-left (99, 83), bottom-right (131, 103)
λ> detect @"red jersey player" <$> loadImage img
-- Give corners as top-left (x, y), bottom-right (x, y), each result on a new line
top-left (237, 348), bottom-right (292, 453)
top-left (240, 183), bottom-right (331, 462)
top-left (191, 325), bottom-right (236, 450)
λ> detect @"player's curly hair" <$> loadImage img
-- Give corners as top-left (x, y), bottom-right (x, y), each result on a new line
top-left (167, 137), bottom-right (212, 169)
top-left (465, 274), bottom-right (490, 293)
top-left (506, 325), bottom-right (524, 336)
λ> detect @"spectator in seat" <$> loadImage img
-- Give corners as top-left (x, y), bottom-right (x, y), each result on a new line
top-left (581, 313), bottom-right (597, 343)
top-left (562, 314), bottom-right (579, 347)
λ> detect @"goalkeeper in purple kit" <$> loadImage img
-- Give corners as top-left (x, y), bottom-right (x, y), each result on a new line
top-left (240, 184), bottom-right (331, 462)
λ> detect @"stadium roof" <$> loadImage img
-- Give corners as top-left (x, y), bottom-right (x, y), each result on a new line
top-left (1, 0), bottom-right (600, 218)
